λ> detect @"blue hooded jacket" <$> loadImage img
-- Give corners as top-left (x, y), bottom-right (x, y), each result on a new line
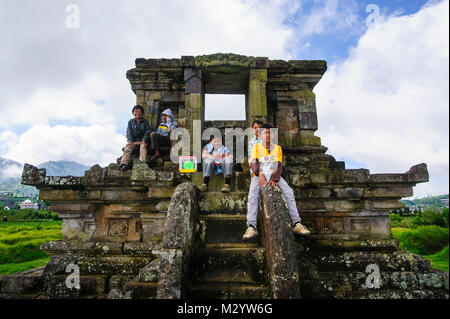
top-left (156, 108), bottom-right (177, 136)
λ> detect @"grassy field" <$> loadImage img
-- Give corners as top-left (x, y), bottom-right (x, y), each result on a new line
top-left (392, 226), bottom-right (449, 272)
top-left (0, 221), bottom-right (62, 275)
top-left (0, 215), bottom-right (448, 276)
top-left (423, 245), bottom-right (449, 272)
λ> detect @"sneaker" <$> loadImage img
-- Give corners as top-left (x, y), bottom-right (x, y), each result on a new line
top-left (119, 164), bottom-right (128, 171)
top-left (221, 184), bottom-right (231, 193)
top-left (199, 184), bottom-right (208, 192)
top-left (242, 226), bottom-right (258, 240)
top-left (292, 222), bottom-right (310, 236)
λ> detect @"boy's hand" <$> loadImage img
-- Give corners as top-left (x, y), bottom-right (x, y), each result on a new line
top-left (268, 180), bottom-right (277, 186)
top-left (141, 141), bottom-right (147, 146)
top-left (259, 174), bottom-right (267, 187)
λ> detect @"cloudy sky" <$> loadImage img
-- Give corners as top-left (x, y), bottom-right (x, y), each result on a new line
top-left (0, 0), bottom-right (448, 198)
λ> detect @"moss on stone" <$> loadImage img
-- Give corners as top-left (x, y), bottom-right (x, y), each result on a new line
top-left (194, 53), bottom-right (257, 68)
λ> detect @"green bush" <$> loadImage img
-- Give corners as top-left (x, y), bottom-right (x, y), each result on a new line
top-left (389, 214), bottom-right (403, 227)
top-left (391, 225), bottom-right (449, 255)
top-left (0, 208), bottom-right (59, 222)
top-left (442, 208), bottom-right (449, 228)
top-left (389, 214), bottom-right (416, 228)
top-left (412, 215), bottom-right (425, 227)
top-left (411, 207), bottom-right (447, 227)
top-left (422, 208), bottom-right (446, 227)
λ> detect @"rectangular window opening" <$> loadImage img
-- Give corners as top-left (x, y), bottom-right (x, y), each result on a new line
top-left (204, 94), bottom-right (246, 121)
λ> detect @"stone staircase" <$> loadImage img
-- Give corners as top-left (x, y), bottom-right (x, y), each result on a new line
top-left (179, 173), bottom-right (271, 298)
top-left (187, 211), bottom-right (270, 298)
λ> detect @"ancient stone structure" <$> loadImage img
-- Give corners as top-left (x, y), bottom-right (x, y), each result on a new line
top-left (1, 53), bottom-right (447, 299)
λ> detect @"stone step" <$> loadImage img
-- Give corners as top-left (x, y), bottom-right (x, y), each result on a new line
top-left (0, 267), bottom-right (44, 295)
top-left (43, 275), bottom-right (107, 298)
top-left (192, 172), bottom-right (251, 192)
top-left (192, 247), bottom-right (266, 285)
top-left (298, 251), bottom-right (432, 273)
top-left (199, 192), bottom-right (248, 214)
top-left (192, 172), bottom-right (236, 192)
top-left (186, 282), bottom-right (270, 299)
top-left (302, 270), bottom-right (449, 293)
top-left (121, 281), bottom-right (158, 299)
top-left (205, 243), bottom-right (260, 249)
top-left (297, 238), bottom-right (399, 252)
top-left (334, 288), bottom-right (449, 299)
top-left (0, 293), bottom-right (49, 299)
top-left (199, 214), bottom-right (259, 245)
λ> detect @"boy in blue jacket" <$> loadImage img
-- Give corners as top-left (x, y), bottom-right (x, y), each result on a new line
top-left (149, 108), bottom-right (178, 160)
top-left (200, 135), bottom-right (233, 193)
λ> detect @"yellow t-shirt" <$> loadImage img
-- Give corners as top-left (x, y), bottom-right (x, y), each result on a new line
top-left (249, 143), bottom-right (282, 180)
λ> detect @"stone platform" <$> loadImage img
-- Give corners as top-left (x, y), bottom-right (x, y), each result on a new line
top-left (1, 53), bottom-right (447, 299)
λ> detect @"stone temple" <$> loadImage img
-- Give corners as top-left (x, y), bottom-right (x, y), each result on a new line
top-left (1, 53), bottom-right (448, 299)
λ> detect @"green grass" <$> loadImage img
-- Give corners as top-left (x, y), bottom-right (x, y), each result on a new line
top-left (392, 226), bottom-right (449, 272)
top-left (391, 225), bottom-right (448, 255)
top-left (423, 245), bottom-right (449, 272)
top-left (0, 257), bottom-right (51, 275)
top-left (0, 221), bottom-right (62, 275)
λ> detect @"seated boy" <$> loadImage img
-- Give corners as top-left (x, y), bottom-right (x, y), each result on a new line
top-left (243, 123), bottom-right (310, 239)
top-left (119, 105), bottom-right (151, 171)
top-left (248, 120), bottom-right (263, 170)
top-left (149, 108), bottom-right (178, 160)
top-left (200, 135), bottom-right (233, 193)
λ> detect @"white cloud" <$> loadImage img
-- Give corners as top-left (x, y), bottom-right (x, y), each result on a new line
top-left (0, 131), bottom-right (19, 154)
top-left (0, 75), bottom-right (114, 128)
top-left (299, 0), bottom-right (359, 36)
top-left (284, 0), bottom-right (361, 56)
top-left (2, 124), bottom-right (126, 167)
top-left (0, 0), bottom-right (295, 167)
top-left (315, 0), bottom-right (449, 198)
top-left (0, 165), bottom-right (23, 180)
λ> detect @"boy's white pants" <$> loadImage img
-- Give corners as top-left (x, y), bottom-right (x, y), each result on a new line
top-left (246, 176), bottom-right (301, 228)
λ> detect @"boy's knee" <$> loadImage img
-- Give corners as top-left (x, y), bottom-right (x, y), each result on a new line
top-left (282, 186), bottom-right (295, 198)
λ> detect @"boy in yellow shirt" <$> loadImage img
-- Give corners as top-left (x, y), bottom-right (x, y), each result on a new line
top-left (243, 124), bottom-right (310, 239)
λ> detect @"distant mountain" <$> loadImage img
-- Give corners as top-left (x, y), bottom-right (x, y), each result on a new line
top-left (0, 157), bottom-right (91, 197)
top-left (38, 161), bottom-right (90, 176)
top-left (0, 157), bottom-right (23, 185)
top-left (0, 157), bottom-right (21, 167)
top-left (400, 194), bottom-right (449, 208)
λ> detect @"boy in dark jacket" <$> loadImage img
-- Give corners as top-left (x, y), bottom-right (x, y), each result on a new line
top-left (119, 105), bottom-right (151, 171)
